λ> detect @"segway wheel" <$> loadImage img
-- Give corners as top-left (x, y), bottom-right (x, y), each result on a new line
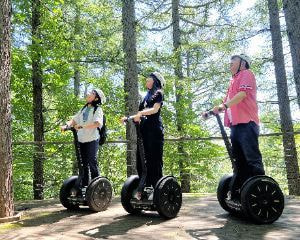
top-left (86, 177), bottom-right (113, 212)
top-left (121, 175), bottom-right (142, 214)
top-left (154, 176), bottom-right (182, 219)
top-left (241, 176), bottom-right (284, 224)
top-left (59, 176), bottom-right (80, 210)
top-left (217, 174), bottom-right (240, 214)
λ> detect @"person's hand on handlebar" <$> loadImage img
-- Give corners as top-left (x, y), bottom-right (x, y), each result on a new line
top-left (74, 124), bottom-right (83, 130)
top-left (120, 112), bottom-right (143, 124)
top-left (213, 103), bottom-right (226, 114)
top-left (120, 116), bottom-right (128, 125)
top-left (60, 125), bottom-right (68, 132)
top-left (133, 112), bottom-right (142, 123)
top-left (61, 119), bottom-right (76, 132)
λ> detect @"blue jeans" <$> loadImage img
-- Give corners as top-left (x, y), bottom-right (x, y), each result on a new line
top-left (230, 121), bottom-right (265, 195)
top-left (79, 139), bottom-right (100, 186)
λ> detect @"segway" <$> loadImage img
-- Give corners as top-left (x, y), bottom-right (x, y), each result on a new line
top-left (203, 110), bottom-right (284, 224)
top-left (121, 116), bottom-right (182, 219)
top-left (59, 126), bottom-right (113, 212)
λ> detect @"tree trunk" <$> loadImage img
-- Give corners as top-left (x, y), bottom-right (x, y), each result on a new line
top-left (72, 3), bottom-right (81, 175)
top-left (74, 68), bottom-right (80, 97)
top-left (172, 0), bottom-right (190, 193)
top-left (73, 3), bottom-right (80, 98)
top-left (283, 0), bottom-right (300, 109)
top-left (122, 0), bottom-right (139, 176)
top-left (268, 0), bottom-right (300, 195)
top-left (0, 0), bottom-right (14, 218)
top-left (32, 0), bottom-right (45, 200)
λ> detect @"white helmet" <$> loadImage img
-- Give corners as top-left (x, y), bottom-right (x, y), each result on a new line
top-left (93, 88), bottom-right (106, 104)
top-left (151, 72), bottom-right (166, 89)
top-left (237, 53), bottom-right (251, 66)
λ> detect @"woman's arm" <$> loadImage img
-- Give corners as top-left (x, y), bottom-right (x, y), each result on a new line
top-left (79, 122), bottom-right (101, 129)
top-left (133, 103), bottom-right (161, 122)
top-left (66, 119), bottom-right (76, 127)
top-left (138, 103), bottom-right (161, 116)
top-left (61, 119), bottom-right (77, 131)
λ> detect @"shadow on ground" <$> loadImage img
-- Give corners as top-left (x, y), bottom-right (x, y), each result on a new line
top-left (186, 213), bottom-right (281, 240)
top-left (19, 208), bottom-right (96, 227)
top-left (80, 212), bottom-right (165, 239)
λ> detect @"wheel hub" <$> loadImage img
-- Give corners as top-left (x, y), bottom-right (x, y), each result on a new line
top-left (168, 192), bottom-right (175, 203)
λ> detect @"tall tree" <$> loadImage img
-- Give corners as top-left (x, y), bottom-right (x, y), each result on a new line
top-left (172, 0), bottom-right (190, 192)
top-left (0, 0), bottom-right (14, 217)
top-left (282, 0), bottom-right (300, 109)
top-left (72, 2), bottom-right (81, 175)
top-left (122, 0), bottom-right (139, 176)
top-left (267, 0), bottom-right (300, 195)
top-left (31, 0), bottom-right (45, 199)
top-left (73, 2), bottom-right (81, 98)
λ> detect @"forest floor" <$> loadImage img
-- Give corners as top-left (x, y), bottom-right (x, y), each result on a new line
top-left (0, 194), bottom-right (299, 240)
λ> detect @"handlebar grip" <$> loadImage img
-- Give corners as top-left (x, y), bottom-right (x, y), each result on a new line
top-left (125, 115), bottom-right (147, 123)
top-left (202, 107), bottom-right (224, 119)
top-left (63, 125), bottom-right (74, 131)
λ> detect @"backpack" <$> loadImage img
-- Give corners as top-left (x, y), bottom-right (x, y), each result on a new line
top-left (98, 115), bottom-right (107, 146)
top-left (88, 105), bottom-right (107, 146)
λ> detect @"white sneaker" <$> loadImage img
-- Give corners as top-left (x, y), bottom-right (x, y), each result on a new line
top-left (81, 187), bottom-right (87, 197)
top-left (148, 192), bottom-right (154, 201)
top-left (226, 191), bottom-right (231, 200)
top-left (132, 189), bottom-right (142, 200)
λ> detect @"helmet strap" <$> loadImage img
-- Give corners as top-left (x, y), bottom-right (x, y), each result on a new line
top-left (236, 58), bottom-right (243, 75)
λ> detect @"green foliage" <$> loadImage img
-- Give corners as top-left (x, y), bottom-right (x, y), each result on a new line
top-left (10, 0), bottom-right (299, 200)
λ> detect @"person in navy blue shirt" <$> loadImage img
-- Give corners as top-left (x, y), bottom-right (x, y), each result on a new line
top-left (122, 72), bottom-right (165, 200)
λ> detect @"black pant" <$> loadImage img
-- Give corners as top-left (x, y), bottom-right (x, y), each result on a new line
top-left (137, 126), bottom-right (164, 190)
top-left (79, 140), bottom-right (100, 186)
top-left (230, 121), bottom-right (265, 196)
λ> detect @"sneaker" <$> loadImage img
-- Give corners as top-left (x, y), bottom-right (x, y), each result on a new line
top-left (144, 187), bottom-right (154, 201)
top-left (226, 191), bottom-right (232, 200)
top-left (70, 188), bottom-right (78, 197)
top-left (148, 192), bottom-right (154, 201)
top-left (81, 186), bottom-right (87, 197)
top-left (132, 189), bottom-right (142, 200)
top-left (134, 191), bottom-right (142, 200)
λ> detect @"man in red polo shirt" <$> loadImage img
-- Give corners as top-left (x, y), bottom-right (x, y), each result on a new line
top-left (213, 54), bottom-right (265, 199)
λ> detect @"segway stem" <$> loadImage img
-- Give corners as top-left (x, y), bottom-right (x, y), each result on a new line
top-left (124, 116), bottom-right (148, 192)
top-left (203, 110), bottom-right (237, 172)
top-left (64, 127), bottom-right (85, 188)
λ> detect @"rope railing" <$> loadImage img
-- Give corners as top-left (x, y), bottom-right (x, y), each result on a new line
top-left (12, 131), bottom-right (300, 145)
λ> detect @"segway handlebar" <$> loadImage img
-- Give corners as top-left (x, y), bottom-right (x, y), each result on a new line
top-left (62, 125), bottom-right (76, 132)
top-left (123, 115), bottom-right (147, 123)
top-left (202, 107), bottom-right (224, 119)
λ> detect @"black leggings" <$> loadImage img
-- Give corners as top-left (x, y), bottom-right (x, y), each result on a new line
top-left (79, 140), bottom-right (100, 186)
top-left (136, 127), bottom-right (164, 190)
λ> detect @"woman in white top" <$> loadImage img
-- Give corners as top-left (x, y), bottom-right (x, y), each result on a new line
top-left (61, 88), bottom-right (106, 187)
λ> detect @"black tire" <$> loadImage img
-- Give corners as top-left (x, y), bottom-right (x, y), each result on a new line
top-left (59, 176), bottom-right (80, 210)
top-left (217, 174), bottom-right (238, 214)
top-left (86, 177), bottom-right (113, 212)
top-left (241, 176), bottom-right (284, 224)
top-left (121, 175), bottom-right (141, 214)
top-left (154, 176), bottom-right (182, 219)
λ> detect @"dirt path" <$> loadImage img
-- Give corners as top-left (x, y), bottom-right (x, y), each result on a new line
top-left (0, 194), bottom-right (299, 240)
